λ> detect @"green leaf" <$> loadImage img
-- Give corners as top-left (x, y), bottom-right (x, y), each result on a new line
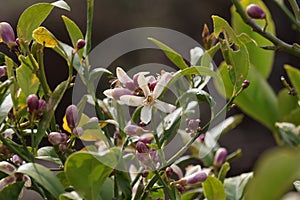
top-left (224, 172), bottom-right (253, 200)
top-left (277, 89), bottom-right (299, 120)
top-left (64, 151), bottom-right (118, 200)
top-left (218, 162), bottom-right (231, 183)
top-left (285, 65), bottom-right (300, 101)
top-left (37, 146), bottom-right (62, 165)
top-left (99, 178), bottom-right (114, 199)
top-left (0, 181), bottom-right (24, 200)
top-left (115, 170), bottom-right (132, 199)
top-left (275, 122), bottom-right (300, 146)
top-left (219, 63), bottom-right (279, 131)
top-left (212, 15), bottom-right (250, 88)
top-left (17, 163), bottom-right (64, 198)
top-left (231, 0), bottom-right (275, 78)
top-left (148, 37), bottom-right (189, 70)
top-left (16, 59), bottom-right (39, 96)
top-left (17, 1), bottom-right (70, 41)
top-left (246, 148), bottom-right (300, 200)
top-left (35, 80), bottom-right (69, 147)
top-left (203, 176), bottom-right (226, 200)
top-left (88, 68), bottom-right (112, 99)
top-left (62, 15), bottom-right (84, 57)
top-left (182, 188), bottom-right (202, 200)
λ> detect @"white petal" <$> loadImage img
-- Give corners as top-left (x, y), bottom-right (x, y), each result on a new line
top-left (116, 67), bottom-right (133, 84)
top-left (153, 73), bottom-right (170, 98)
top-left (138, 74), bottom-right (150, 96)
top-left (154, 100), bottom-right (176, 113)
top-left (103, 89), bottom-right (113, 98)
top-left (120, 95), bottom-right (144, 106)
top-left (141, 105), bottom-right (152, 124)
top-left (190, 47), bottom-right (203, 66)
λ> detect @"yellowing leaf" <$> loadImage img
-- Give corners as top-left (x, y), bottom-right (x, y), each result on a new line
top-left (32, 27), bottom-right (57, 48)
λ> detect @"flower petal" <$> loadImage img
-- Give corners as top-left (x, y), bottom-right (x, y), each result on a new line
top-left (141, 105), bottom-right (152, 124)
top-left (120, 95), bottom-right (144, 106)
top-left (153, 72), bottom-right (172, 98)
top-left (190, 47), bottom-right (203, 66)
top-left (154, 100), bottom-right (176, 113)
top-left (116, 67), bottom-right (136, 90)
top-left (138, 73), bottom-right (150, 97)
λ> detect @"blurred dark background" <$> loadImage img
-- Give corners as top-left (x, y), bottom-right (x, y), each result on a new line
top-left (0, 0), bottom-right (299, 176)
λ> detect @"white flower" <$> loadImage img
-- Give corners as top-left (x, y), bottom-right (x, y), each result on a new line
top-left (190, 47), bottom-right (204, 66)
top-left (120, 72), bottom-right (176, 124)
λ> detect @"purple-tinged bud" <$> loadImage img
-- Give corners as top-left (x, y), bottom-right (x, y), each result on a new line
top-left (111, 88), bottom-right (132, 100)
top-left (166, 167), bottom-right (173, 178)
top-left (48, 132), bottom-right (68, 145)
top-left (0, 22), bottom-right (16, 48)
top-left (185, 171), bottom-right (207, 185)
top-left (38, 99), bottom-right (46, 111)
top-left (11, 155), bottom-right (24, 165)
top-left (26, 94), bottom-right (39, 113)
top-left (0, 161), bottom-right (16, 175)
top-left (246, 4), bottom-right (266, 19)
top-left (141, 170), bottom-right (149, 178)
top-left (139, 137), bottom-right (150, 144)
top-left (124, 124), bottom-right (146, 136)
top-left (242, 80), bottom-right (250, 89)
top-left (197, 134), bottom-right (205, 143)
top-left (0, 66), bottom-right (6, 78)
top-left (59, 143), bottom-right (68, 152)
top-left (73, 127), bottom-right (84, 137)
top-left (149, 148), bottom-right (160, 164)
top-left (114, 131), bottom-right (121, 139)
top-left (65, 105), bottom-right (78, 130)
top-left (0, 175), bottom-right (16, 191)
top-left (76, 39), bottom-right (86, 50)
top-left (214, 147), bottom-right (228, 167)
top-left (136, 141), bottom-right (149, 153)
top-left (175, 184), bottom-right (185, 193)
top-left (88, 117), bottom-right (98, 123)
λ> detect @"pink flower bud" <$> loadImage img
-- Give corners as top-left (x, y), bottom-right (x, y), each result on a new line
top-left (76, 39), bottom-right (86, 50)
top-left (26, 94), bottom-right (39, 113)
top-left (246, 4), bottom-right (266, 19)
top-left (175, 184), bottom-right (185, 193)
top-left (166, 167), bottom-right (173, 178)
top-left (48, 132), bottom-right (68, 145)
top-left (141, 170), bottom-right (149, 178)
top-left (11, 155), bottom-right (24, 165)
top-left (73, 127), bottom-right (84, 137)
top-left (185, 171), bottom-right (207, 185)
top-left (59, 143), bottom-right (68, 152)
top-left (213, 147), bottom-right (228, 167)
top-left (124, 124), bottom-right (145, 136)
top-left (65, 105), bottom-right (78, 130)
top-left (242, 80), bottom-right (250, 89)
top-left (0, 66), bottom-right (6, 78)
top-left (136, 141), bottom-right (148, 153)
top-left (0, 22), bottom-right (16, 48)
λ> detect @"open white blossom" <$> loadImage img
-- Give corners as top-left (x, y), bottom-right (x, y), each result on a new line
top-left (120, 72), bottom-right (176, 124)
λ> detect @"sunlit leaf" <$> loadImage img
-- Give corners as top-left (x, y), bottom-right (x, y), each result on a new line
top-left (0, 182), bottom-right (24, 200)
top-left (32, 27), bottom-right (58, 48)
top-left (224, 172), bottom-right (253, 200)
top-left (203, 176), bottom-right (226, 200)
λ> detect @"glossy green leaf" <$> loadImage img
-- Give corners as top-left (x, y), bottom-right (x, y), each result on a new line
top-left (285, 65), bottom-right (300, 101)
top-left (99, 178), bottom-right (114, 199)
top-left (0, 181), bottom-right (24, 200)
top-left (246, 148), bottom-right (300, 200)
top-left (17, 163), bottom-right (64, 198)
top-left (219, 63), bottom-right (279, 131)
top-left (37, 146), bottom-right (62, 165)
top-left (275, 122), bottom-right (300, 146)
top-left (62, 15), bottom-right (84, 57)
top-left (17, 1), bottom-right (70, 41)
top-left (16, 60), bottom-right (39, 96)
top-left (203, 176), bottom-right (226, 200)
top-left (231, 0), bottom-right (275, 78)
top-left (148, 37), bottom-right (189, 70)
top-left (212, 15), bottom-right (250, 87)
top-left (35, 80), bottom-right (69, 147)
top-left (65, 151), bottom-right (118, 200)
top-left (277, 89), bottom-right (299, 119)
top-left (224, 172), bottom-right (253, 200)
top-left (115, 170), bottom-right (132, 199)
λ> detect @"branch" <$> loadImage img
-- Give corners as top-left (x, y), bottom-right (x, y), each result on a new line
top-left (232, 0), bottom-right (300, 58)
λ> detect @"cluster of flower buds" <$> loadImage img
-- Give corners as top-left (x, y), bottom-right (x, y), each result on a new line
top-left (124, 124), bottom-right (147, 136)
top-left (65, 104), bottom-right (85, 137)
top-left (136, 141), bottom-right (160, 170)
top-left (48, 132), bottom-right (68, 149)
top-left (185, 118), bottom-right (201, 137)
top-left (0, 22), bottom-right (17, 49)
top-left (213, 147), bottom-right (228, 167)
top-left (26, 94), bottom-right (46, 118)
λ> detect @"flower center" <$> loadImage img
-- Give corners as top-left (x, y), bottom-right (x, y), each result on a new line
top-left (144, 94), bottom-right (155, 105)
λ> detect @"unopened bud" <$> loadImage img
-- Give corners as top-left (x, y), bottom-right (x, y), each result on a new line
top-left (11, 155), bottom-right (24, 165)
top-left (65, 105), bottom-right (78, 130)
top-left (166, 167), bottom-right (173, 178)
top-left (246, 4), bottom-right (266, 19)
top-left (213, 147), bottom-right (228, 167)
top-left (124, 124), bottom-right (145, 136)
top-left (136, 141), bottom-right (148, 153)
top-left (185, 171), bottom-right (207, 185)
top-left (242, 80), bottom-right (250, 89)
top-left (76, 39), bottom-right (85, 50)
top-left (26, 94), bottom-right (39, 113)
top-left (73, 127), bottom-right (84, 137)
top-left (48, 132), bottom-right (68, 145)
top-left (59, 143), bottom-right (68, 152)
top-left (175, 184), bottom-right (185, 193)
top-left (0, 22), bottom-right (16, 48)
top-left (142, 170), bottom-right (149, 178)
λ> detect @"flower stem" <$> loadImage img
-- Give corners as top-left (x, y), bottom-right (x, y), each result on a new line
top-left (288, 0), bottom-right (300, 22)
top-left (232, 0), bottom-right (300, 57)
